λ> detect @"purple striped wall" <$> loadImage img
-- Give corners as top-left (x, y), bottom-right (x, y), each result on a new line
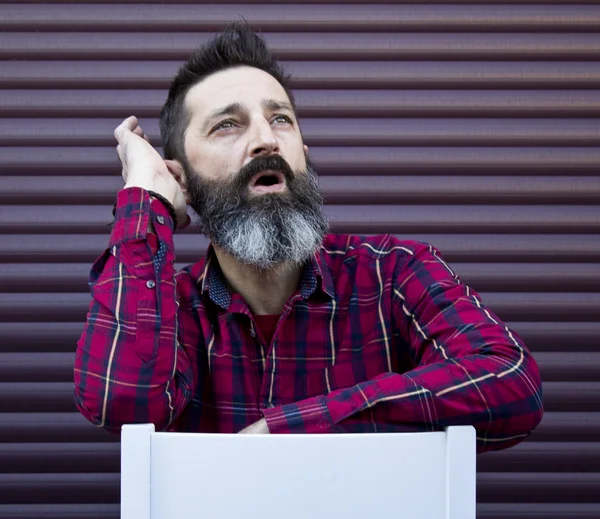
top-left (0, 2), bottom-right (599, 518)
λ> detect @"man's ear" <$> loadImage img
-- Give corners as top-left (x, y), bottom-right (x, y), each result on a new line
top-left (164, 159), bottom-right (191, 204)
top-left (304, 144), bottom-right (309, 155)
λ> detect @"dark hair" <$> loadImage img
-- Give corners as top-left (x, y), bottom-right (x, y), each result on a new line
top-left (159, 22), bottom-right (295, 165)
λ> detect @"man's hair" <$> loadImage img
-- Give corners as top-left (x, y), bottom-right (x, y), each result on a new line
top-left (159, 22), bottom-right (295, 165)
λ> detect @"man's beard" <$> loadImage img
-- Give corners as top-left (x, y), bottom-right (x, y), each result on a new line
top-left (185, 154), bottom-right (329, 271)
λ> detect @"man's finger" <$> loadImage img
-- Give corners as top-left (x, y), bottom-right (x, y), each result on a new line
top-left (124, 115), bottom-right (138, 128)
top-left (132, 126), bottom-right (144, 138)
top-left (114, 124), bottom-right (129, 143)
top-left (114, 116), bottom-right (138, 142)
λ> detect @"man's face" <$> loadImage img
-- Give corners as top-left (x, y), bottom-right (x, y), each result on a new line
top-left (183, 65), bottom-right (307, 184)
top-left (180, 65), bottom-right (329, 270)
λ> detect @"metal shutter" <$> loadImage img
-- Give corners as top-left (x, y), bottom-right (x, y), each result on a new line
top-left (1, 2), bottom-right (599, 518)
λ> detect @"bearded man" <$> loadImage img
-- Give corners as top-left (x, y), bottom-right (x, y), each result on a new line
top-left (74, 24), bottom-right (543, 450)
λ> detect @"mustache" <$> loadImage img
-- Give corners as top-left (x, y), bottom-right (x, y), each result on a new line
top-left (231, 154), bottom-right (295, 189)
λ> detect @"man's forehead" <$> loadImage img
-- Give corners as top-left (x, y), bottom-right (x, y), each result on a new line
top-left (185, 66), bottom-right (290, 119)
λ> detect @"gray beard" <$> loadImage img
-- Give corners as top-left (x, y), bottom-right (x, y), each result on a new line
top-left (187, 162), bottom-right (329, 271)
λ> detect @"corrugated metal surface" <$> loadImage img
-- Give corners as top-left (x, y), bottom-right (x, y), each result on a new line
top-left (0, 1), bottom-right (599, 517)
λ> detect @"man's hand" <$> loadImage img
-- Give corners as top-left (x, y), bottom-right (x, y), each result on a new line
top-left (114, 115), bottom-right (189, 230)
top-left (238, 418), bottom-right (270, 434)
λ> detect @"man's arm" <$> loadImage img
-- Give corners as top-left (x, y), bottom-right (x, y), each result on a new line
top-left (74, 187), bottom-right (197, 432)
top-left (74, 116), bottom-right (198, 433)
top-left (262, 242), bottom-right (543, 453)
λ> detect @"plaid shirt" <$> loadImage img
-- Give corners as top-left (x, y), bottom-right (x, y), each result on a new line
top-left (74, 187), bottom-right (543, 453)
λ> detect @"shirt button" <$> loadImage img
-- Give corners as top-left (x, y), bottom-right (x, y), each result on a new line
top-left (268, 403), bottom-right (275, 408)
top-left (156, 215), bottom-right (165, 225)
top-left (146, 280), bottom-right (156, 289)
top-left (250, 329), bottom-right (256, 337)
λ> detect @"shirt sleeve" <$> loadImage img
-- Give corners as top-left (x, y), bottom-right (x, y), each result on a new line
top-left (73, 187), bottom-right (196, 433)
top-left (263, 242), bottom-right (544, 453)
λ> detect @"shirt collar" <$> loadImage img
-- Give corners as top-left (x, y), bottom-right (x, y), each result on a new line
top-left (195, 243), bottom-right (335, 311)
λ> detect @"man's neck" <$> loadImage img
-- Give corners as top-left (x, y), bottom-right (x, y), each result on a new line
top-left (212, 246), bottom-right (304, 316)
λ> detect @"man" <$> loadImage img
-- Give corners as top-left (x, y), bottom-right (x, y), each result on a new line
top-left (74, 24), bottom-right (543, 451)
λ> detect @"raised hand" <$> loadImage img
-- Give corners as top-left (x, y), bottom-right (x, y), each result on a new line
top-left (114, 115), bottom-right (189, 230)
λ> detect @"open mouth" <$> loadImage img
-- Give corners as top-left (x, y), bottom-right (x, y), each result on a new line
top-left (248, 170), bottom-right (286, 193)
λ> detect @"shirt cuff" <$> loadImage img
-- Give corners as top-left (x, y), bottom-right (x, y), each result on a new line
top-left (263, 395), bottom-right (337, 434)
top-left (109, 187), bottom-right (175, 247)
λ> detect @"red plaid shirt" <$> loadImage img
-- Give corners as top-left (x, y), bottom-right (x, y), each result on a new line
top-left (74, 187), bottom-right (543, 453)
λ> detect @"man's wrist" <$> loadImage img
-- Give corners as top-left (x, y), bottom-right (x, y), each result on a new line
top-left (146, 190), bottom-right (178, 230)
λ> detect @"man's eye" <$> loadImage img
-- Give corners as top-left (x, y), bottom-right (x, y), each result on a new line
top-left (213, 120), bottom-right (235, 131)
top-left (273, 115), bottom-right (292, 124)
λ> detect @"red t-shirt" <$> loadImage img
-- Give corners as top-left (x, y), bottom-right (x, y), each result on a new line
top-left (253, 314), bottom-right (280, 346)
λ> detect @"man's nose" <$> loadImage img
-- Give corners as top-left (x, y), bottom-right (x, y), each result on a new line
top-left (249, 119), bottom-right (279, 158)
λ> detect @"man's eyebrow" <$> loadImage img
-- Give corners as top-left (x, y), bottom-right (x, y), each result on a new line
top-left (262, 99), bottom-right (294, 113)
top-left (203, 102), bottom-right (244, 130)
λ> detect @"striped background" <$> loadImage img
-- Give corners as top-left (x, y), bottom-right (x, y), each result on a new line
top-left (0, 2), bottom-right (599, 518)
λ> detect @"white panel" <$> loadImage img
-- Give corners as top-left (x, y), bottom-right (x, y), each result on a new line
top-left (146, 429), bottom-right (474, 519)
top-left (121, 424), bottom-right (153, 519)
top-left (446, 425), bottom-right (477, 519)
